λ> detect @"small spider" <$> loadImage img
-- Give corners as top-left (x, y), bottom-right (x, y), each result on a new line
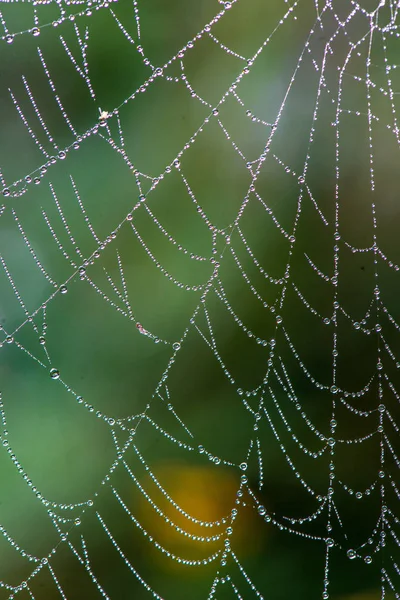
top-left (136, 322), bottom-right (147, 335)
top-left (99, 108), bottom-right (110, 122)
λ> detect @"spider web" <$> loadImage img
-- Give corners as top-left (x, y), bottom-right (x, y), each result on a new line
top-left (0, 0), bottom-right (400, 598)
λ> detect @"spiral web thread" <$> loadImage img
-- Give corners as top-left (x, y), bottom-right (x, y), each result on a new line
top-left (0, 0), bottom-right (400, 598)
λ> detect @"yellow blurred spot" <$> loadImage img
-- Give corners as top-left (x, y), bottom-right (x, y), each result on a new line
top-left (135, 463), bottom-right (265, 572)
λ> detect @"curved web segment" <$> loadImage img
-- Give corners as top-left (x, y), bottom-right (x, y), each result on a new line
top-left (0, 0), bottom-right (400, 598)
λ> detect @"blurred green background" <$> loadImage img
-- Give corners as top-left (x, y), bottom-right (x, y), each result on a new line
top-left (0, 0), bottom-right (400, 598)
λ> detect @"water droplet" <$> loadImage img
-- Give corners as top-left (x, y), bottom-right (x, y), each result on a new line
top-left (59, 285), bottom-right (68, 294)
top-left (258, 505), bottom-right (266, 516)
top-left (31, 27), bottom-right (40, 37)
top-left (2, 188), bottom-right (10, 197)
top-left (74, 517), bottom-right (81, 526)
top-left (347, 549), bottom-right (356, 560)
top-left (276, 315), bottom-right (282, 324)
top-left (212, 108), bottom-right (219, 116)
top-left (58, 151), bottom-right (66, 160)
top-left (50, 368), bottom-right (60, 380)
top-left (378, 404), bottom-right (385, 413)
top-left (355, 491), bottom-right (362, 499)
top-left (239, 462), bottom-right (248, 471)
top-left (198, 445), bottom-right (205, 454)
top-left (326, 538), bottom-right (334, 548)
top-left (5, 34), bottom-right (14, 44)
top-left (172, 342), bottom-right (181, 351)
top-left (330, 385), bottom-right (338, 394)
top-left (364, 555), bottom-right (372, 564)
